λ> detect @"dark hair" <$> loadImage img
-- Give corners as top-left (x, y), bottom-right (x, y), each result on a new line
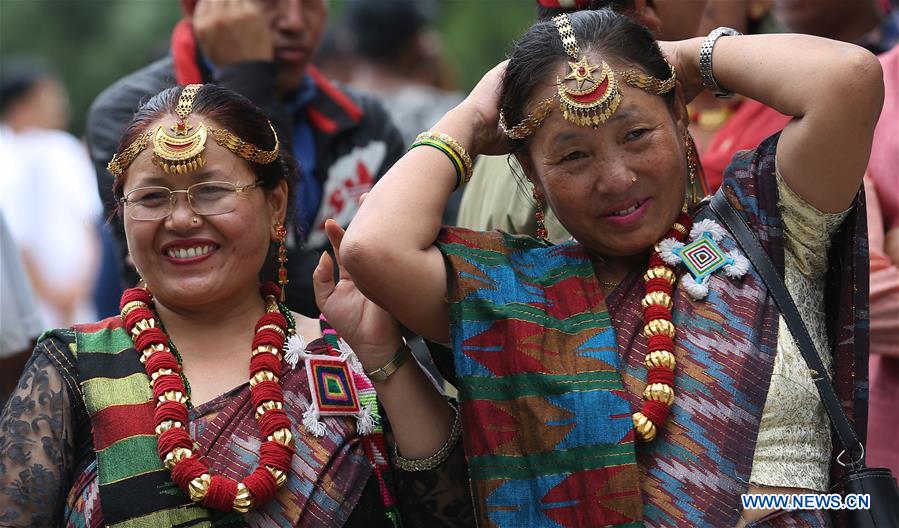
top-left (536, 0), bottom-right (631, 20)
top-left (501, 8), bottom-right (674, 154)
top-left (0, 57), bottom-right (56, 117)
top-left (112, 84), bottom-right (298, 219)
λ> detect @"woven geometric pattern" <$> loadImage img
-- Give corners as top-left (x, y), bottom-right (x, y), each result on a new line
top-left (306, 356), bottom-right (361, 415)
top-left (674, 232), bottom-right (728, 282)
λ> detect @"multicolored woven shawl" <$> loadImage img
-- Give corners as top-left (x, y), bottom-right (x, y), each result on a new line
top-left (435, 135), bottom-right (868, 528)
top-left (68, 316), bottom-right (378, 527)
top-left (436, 231), bottom-right (643, 527)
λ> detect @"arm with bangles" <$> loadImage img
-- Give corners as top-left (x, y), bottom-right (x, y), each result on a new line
top-left (340, 64), bottom-right (509, 343)
top-left (312, 219), bottom-right (473, 524)
top-left (661, 34), bottom-right (883, 213)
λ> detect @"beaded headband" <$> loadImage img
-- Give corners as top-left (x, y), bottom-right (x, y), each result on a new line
top-left (500, 14), bottom-right (677, 140)
top-left (107, 84), bottom-right (280, 177)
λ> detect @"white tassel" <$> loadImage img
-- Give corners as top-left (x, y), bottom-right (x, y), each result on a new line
top-left (690, 219), bottom-right (727, 242)
top-left (356, 403), bottom-right (376, 436)
top-left (283, 333), bottom-right (307, 369)
top-left (724, 251), bottom-right (750, 278)
top-left (657, 238), bottom-right (683, 266)
top-left (680, 274), bottom-right (709, 299)
top-left (337, 338), bottom-right (364, 373)
top-left (302, 407), bottom-right (327, 437)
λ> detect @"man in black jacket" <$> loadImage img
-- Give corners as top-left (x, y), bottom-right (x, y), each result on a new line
top-left (87, 0), bottom-right (404, 316)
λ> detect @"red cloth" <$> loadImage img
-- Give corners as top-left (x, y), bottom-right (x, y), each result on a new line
top-left (699, 99), bottom-right (791, 192)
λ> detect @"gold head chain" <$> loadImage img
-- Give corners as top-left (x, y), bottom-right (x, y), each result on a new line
top-left (500, 14), bottom-right (677, 140)
top-left (108, 84), bottom-right (280, 177)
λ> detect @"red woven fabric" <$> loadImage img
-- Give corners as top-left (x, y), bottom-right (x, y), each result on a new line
top-left (647, 367), bottom-right (675, 386)
top-left (146, 353), bottom-right (180, 374)
top-left (648, 254), bottom-right (666, 268)
top-left (203, 475), bottom-right (238, 511)
top-left (252, 328), bottom-right (284, 349)
top-left (251, 381), bottom-right (284, 409)
top-left (643, 305), bottom-right (671, 323)
top-left (259, 441), bottom-right (293, 472)
top-left (645, 278), bottom-right (673, 295)
top-left (152, 375), bottom-right (186, 401)
top-left (250, 352), bottom-right (281, 377)
top-left (646, 335), bottom-right (674, 353)
top-left (170, 456), bottom-right (207, 484)
top-left (260, 282), bottom-right (281, 299)
top-left (123, 307), bottom-right (155, 331)
top-left (157, 426), bottom-right (193, 455)
top-left (135, 328), bottom-right (168, 352)
top-left (244, 467), bottom-right (277, 505)
top-left (255, 312), bottom-right (287, 332)
top-left (155, 400), bottom-right (189, 424)
top-left (257, 409), bottom-right (290, 437)
top-left (120, 288), bottom-right (151, 309)
top-left (641, 400), bottom-right (671, 427)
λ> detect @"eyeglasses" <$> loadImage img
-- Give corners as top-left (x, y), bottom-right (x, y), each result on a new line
top-left (120, 181), bottom-right (262, 221)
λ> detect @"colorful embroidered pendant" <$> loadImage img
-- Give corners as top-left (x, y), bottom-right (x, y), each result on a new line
top-left (300, 321), bottom-right (377, 438)
top-left (306, 356), bottom-right (361, 416)
top-left (674, 233), bottom-right (730, 281)
top-left (658, 218), bottom-right (749, 299)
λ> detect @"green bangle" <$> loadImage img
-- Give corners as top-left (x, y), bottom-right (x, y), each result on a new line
top-left (410, 139), bottom-right (465, 189)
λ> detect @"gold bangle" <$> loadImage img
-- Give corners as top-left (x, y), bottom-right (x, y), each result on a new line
top-left (414, 131), bottom-right (473, 185)
top-left (364, 342), bottom-right (411, 382)
top-left (394, 400), bottom-right (462, 472)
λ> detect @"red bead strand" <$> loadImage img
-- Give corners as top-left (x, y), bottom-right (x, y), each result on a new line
top-left (120, 282), bottom-right (293, 513)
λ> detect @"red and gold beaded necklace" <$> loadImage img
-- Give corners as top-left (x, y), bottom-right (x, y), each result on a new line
top-left (119, 282), bottom-right (292, 513)
top-left (632, 212), bottom-right (692, 441)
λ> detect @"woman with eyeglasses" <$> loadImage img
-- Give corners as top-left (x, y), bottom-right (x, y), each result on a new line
top-left (0, 84), bottom-right (473, 527)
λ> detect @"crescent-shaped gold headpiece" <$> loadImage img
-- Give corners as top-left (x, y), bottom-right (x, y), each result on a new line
top-left (108, 84), bottom-right (280, 177)
top-left (499, 14), bottom-right (677, 140)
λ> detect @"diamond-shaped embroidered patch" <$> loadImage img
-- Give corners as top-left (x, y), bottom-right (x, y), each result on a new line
top-left (673, 232), bottom-right (729, 283)
top-left (306, 356), bottom-right (361, 415)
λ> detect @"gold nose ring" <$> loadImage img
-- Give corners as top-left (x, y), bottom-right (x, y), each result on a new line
top-left (191, 217), bottom-right (200, 224)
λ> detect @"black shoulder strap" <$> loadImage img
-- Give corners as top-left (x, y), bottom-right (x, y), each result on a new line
top-left (709, 191), bottom-right (864, 467)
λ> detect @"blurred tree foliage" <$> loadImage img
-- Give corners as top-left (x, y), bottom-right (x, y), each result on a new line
top-left (1, 0), bottom-right (182, 137)
top-left (0, 0), bottom-right (535, 138)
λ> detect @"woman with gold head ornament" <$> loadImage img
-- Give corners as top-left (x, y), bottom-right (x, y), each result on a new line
top-left (0, 84), bottom-right (474, 527)
top-left (342, 8), bottom-right (882, 528)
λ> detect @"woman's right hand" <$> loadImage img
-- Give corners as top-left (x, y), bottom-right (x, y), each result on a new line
top-left (440, 60), bottom-right (510, 157)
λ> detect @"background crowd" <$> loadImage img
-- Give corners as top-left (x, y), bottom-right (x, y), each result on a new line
top-left (1, 0), bottom-right (897, 510)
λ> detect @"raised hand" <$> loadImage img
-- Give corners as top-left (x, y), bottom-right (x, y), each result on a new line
top-left (193, 0), bottom-right (273, 65)
top-left (457, 60), bottom-right (510, 156)
top-left (312, 218), bottom-right (403, 371)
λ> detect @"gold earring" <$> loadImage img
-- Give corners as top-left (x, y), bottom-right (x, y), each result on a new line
top-left (532, 187), bottom-right (548, 241)
top-left (274, 223), bottom-right (288, 302)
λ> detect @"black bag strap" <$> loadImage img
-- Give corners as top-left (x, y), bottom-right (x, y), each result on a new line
top-left (709, 191), bottom-right (865, 468)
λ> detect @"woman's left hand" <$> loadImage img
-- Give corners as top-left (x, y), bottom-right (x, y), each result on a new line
top-left (657, 38), bottom-right (705, 104)
top-left (312, 217), bottom-right (404, 371)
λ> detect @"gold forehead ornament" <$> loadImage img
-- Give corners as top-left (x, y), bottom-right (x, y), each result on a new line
top-left (500, 14), bottom-right (677, 140)
top-left (107, 84), bottom-right (280, 177)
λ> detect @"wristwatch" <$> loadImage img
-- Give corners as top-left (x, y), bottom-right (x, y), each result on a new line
top-left (364, 342), bottom-right (411, 382)
top-left (699, 27), bottom-right (742, 98)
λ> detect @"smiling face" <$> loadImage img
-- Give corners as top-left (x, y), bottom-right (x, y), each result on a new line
top-left (520, 57), bottom-right (688, 259)
top-left (121, 114), bottom-right (288, 311)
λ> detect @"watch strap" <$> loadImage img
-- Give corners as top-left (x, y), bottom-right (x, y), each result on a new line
top-left (364, 342), bottom-right (411, 382)
top-left (699, 27), bottom-right (742, 98)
